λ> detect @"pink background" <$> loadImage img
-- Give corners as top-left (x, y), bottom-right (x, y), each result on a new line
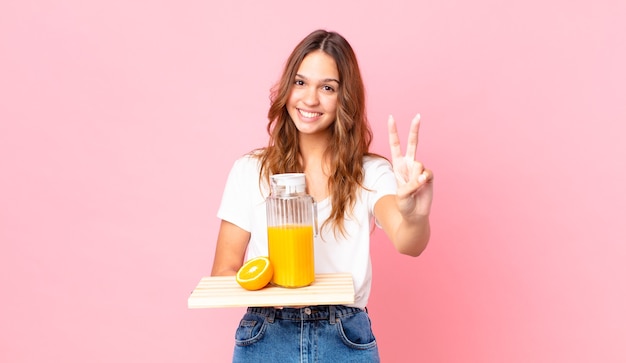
top-left (1, 1), bottom-right (625, 362)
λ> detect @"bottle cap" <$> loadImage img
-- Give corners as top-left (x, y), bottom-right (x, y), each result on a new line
top-left (270, 173), bottom-right (306, 195)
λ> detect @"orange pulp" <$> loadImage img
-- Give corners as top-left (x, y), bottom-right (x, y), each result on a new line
top-left (236, 256), bottom-right (273, 291)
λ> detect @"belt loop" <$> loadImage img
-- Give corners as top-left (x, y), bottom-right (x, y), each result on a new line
top-left (329, 305), bottom-right (337, 325)
top-left (267, 307), bottom-right (275, 323)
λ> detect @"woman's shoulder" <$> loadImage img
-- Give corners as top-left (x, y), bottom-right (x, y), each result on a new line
top-left (234, 149), bottom-right (264, 163)
top-left (363, 154), bottom-right (392, 169)
top-left (362, 154), bottom-right (396, 193)
top-left (229, 150), bottom-right (264, 174)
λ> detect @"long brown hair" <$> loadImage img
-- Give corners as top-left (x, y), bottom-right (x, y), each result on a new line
top-left (257, 29), bottom-right (374, 237)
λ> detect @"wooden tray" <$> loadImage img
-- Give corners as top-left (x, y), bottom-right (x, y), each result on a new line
top-left (188, 273), bottom-right (354, 309)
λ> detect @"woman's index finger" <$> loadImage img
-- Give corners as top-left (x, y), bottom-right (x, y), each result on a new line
top-left (388, 115), bottom-right (403, 160)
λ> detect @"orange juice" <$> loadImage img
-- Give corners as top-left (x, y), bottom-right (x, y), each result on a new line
top-left (268, 224), bottom-right (315, 287)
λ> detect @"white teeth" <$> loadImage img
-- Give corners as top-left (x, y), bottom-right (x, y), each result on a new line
top-left (299, 110), bottom-right (321, 118)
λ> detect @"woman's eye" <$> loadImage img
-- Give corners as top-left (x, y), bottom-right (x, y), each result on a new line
top-left (322, 85), bottom-right (335, 92)
top-left (294, 80), bottom-right (305, 86)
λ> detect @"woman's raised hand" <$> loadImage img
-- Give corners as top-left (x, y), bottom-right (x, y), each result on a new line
top-left (387, 114), bottom-right (434, 219)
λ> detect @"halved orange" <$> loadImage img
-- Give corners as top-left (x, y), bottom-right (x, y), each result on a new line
top-left (236, 256), bottom-right (273, 291)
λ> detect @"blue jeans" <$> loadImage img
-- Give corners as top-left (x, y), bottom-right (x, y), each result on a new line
top-left (232, 305), bottom-right (380, 363)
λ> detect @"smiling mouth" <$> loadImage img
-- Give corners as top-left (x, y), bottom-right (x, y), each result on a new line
top-left (298, 109), bottom-right (323, 118)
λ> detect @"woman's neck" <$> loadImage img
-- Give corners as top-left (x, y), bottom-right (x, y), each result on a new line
top-left (298, 132), bottom-right (331, 201)
top-left (298, 132), bottom-right (330, 163)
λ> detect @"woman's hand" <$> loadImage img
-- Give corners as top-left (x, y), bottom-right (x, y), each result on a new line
top-left (388, 114), bottom-right (434, 221)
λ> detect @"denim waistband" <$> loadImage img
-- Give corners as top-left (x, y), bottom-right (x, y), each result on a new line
top-left (247, 305), bottom-right (363, 324)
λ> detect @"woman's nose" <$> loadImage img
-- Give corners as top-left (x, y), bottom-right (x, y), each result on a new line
top-left (303, 87), bottom-right (319, 105)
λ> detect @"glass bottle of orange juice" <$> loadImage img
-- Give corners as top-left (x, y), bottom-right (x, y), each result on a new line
top-left (266, 173), bottom-right (316, 288)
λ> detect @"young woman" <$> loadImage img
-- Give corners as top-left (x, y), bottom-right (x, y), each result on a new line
top-left (211, 29), bottom-right (433, 362)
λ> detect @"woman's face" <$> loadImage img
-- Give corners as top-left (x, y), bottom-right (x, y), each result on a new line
top-left (287, 50), bottom-right (339, 137)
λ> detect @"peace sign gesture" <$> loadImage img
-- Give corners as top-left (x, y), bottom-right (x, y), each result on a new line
top-left (388, 114), bottom-right (434, 219)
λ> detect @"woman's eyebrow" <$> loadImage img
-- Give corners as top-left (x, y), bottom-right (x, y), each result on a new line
top-left (295, 74), bottom-right (340, 84)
